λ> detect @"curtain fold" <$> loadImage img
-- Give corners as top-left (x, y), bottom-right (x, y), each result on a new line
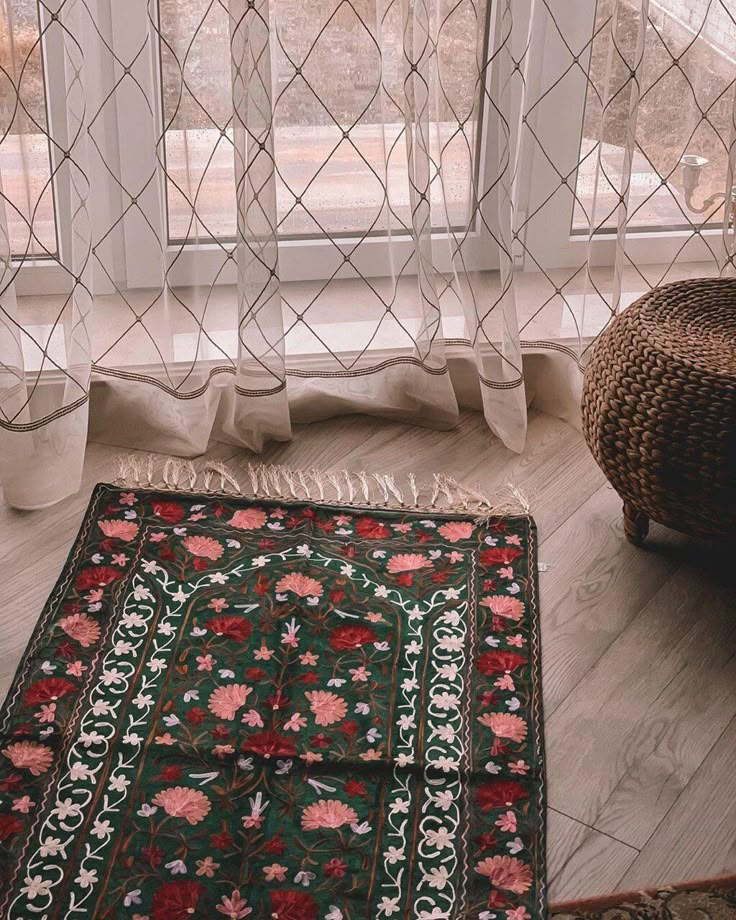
top-left (1, 0), bottom-right (734, 507)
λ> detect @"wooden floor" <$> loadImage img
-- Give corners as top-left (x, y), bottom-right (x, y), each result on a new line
top-left (1, 410), bottom-right (735, 901)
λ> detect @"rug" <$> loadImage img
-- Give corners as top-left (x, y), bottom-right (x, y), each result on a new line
top-left (549, 874), bottom-right (736, 920)
top-left (0, 471), bottom-right (544, 920)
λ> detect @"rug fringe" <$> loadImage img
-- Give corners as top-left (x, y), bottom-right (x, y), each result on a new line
top-left (113, 453), bottom-right (531, 517)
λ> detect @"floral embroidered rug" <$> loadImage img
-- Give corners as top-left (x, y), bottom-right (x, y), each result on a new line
top-left (0, 482), bottom-right (545, 920)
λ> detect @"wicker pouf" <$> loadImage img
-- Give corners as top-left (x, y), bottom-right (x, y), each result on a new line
top-left (582, 277), bottom-right (736, 544)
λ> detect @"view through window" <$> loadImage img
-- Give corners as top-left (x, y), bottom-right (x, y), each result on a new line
top-left (574, 0), bottom-right (735, 233)
top-left (0, 0), bottom-right (57, 257)
top-left (158, 0), bottom-right (486, 243)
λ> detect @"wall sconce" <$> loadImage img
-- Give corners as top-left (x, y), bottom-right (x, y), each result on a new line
top-left (679, 154), bottom-right (736, 227)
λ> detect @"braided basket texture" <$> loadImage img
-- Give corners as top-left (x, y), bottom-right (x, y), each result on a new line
top-left (582, 277), bottom-right (736, 543)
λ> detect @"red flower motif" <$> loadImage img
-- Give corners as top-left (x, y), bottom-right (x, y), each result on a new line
top-left (74, 565), bottom-right (122, 590)
top-left (142, 843), bottom-right (165, 867)
top-left (0, 814), bottom-right (23, 842)
top-left (156, 765), bottom-right (183, 782)
top-left (151, 881), bottom-right (205, 920)
top-left (246, 667), bottom-right (266, 681)
top-left (480, 546), bottom-right (522, 566)
top-left (328, 625), bottom-right (378, 652)
top-left (210, 831), bottom-right (235, 850)
top-left (185, 708), bottom-right (207, 725)
top-left (152, 500), bottom-right (185, 523)
top-left (354, 518), bottom-right (390, 539)
top-left (0, 774), bottom-right (23, 793)
top-left (264, 834), bottom-right (287, 855)
top-left (204, 616), bottom-right (252, 642)
top-left (477, 780), bottom-right (529, 811)
top-left (270, 890), bottom-right (319, 920)
top-left (477, 651), bottom-right (527, 676)
top-left (344, 779), bottom-right (367, 797)
top-left (241, 730), bottom-right (297, 759)
top-left (24, 677), bottom-right (77, 706)
top-left (324, 858), bottom-right (347, 878)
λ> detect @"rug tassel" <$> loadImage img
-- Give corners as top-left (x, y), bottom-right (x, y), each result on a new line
top-left (112, 454), bottom-right (531, 516)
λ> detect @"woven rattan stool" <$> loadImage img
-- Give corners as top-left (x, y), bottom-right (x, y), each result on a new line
top-left (582, 277), bottom-right (736, 544)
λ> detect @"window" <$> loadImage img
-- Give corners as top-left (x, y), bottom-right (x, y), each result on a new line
top-left (0, 0), bottom-right (57, 257)
top-left (573, 0), bottom-right (735, 234)
top-left (158, 0), bottom-right (486, 244)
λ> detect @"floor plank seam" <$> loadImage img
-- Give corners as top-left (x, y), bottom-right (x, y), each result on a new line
top-left (548, 807), bottom-right (641, 853)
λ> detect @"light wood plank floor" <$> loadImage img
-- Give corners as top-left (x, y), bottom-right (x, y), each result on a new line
top-left (1, 410), bottom-right (734, 902)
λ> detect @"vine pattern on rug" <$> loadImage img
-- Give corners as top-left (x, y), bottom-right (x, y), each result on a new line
top-left (0, 486), bottom-right (544, 920)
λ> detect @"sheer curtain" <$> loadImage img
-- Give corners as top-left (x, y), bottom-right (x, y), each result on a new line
top-left (1, 0), bottom-right (734, 508)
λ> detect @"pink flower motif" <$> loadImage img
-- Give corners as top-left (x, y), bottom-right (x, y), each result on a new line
top-left (494, 674), bottom-right (515, 691)
top-left (299, 651), bottom-right (318, 665)
top-left (216, 891), bottom-right (252, 918)
top-left (197, 654), bottom-right (215, 671)
top-left (241, 710), bottom-right (264, 727)
top-left (2, 741), bottom-right (53, 776)
top-left (283, 713), bottom-right (306, 732)
top-left (195, 856), bottom-right (219, 877)
top-left (301, 799), bottom-right (358, 831)
top-left (98, 519), bottom-right (139, 541)
top-left (350, 666), bottom-right (370, 682)
top-left (150, 532), bottom-right (168, 542)
top-left (119, 492), bottom-right (136, 506)
top-left (507, 909), bottom-right (531, 920)
top-left (510, 760), bottom-right (529, 775)
top-left (275, 573), bottom-right (323, 598)
top-left (446, 551), bottom-right (464, 564)
top-left (208, 684), bottom-right (252, 720)
top-left (35, 703), bottom-right (56, 724)
top-left (305, 691), bottom-right (347, 726)
top-left (475, 855), bottom-right (533, 893)
top-left (392, 522), bottom-right (412, 533)
top-left (477, 712), bottom-right (528, 743)
top-left (151, 787), bottom-right (211, 825)
top-left (495, 810), bottom-right (517, 833)
top-left (59, 613), bottom-right (101, 648)
top-left (111, 553), bottom-right (128, 566)
top-left (499, 566), bottom-right (514, 579)
top-left (12, 796), bottom-right (34, 814)
top-left (506, 535), bottom-right (522, 546)
top-left (480, 595), bottom-right (525, 621)
top-left (507, 634), bottom-right (526, 648)
top-left (386, 553), bottom-right (433, 574)
top-left (438, 521), bottom-right (474, 543)
top-left (66, 660), bottom-right (86, 677)
top-left (263, 864), bottom-right (288, 882)
top-left (228, 508), bottom-right (268, 531)
top-left (183, 535), bottom-right (224, 560)
top-left (208, 598), bottom-right (229, 612)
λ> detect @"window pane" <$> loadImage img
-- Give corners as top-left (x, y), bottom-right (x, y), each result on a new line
top-left (0, 0), bottom-right (57, 257)
top-left (159, 0), bottom-right (484, 243)
top-left (574, 0), bottom-right (736, 233)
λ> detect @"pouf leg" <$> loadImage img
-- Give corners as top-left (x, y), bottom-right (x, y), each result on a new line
top-left (623, 502), bottom-right (649, 545)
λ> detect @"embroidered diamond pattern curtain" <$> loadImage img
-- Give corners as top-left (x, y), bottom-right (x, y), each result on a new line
top-left (1, 0), bottom-right (734, 507)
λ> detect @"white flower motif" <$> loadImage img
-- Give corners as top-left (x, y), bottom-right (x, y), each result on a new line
top-left (401, 677), bottom-right (419, 692)
top-left (406, 641), bottom-right (422, 655)
top-left (397, 714), bottom-right (416, 731)
top-left (423, 866), bottom-right (451, 890)
top-left (165, 859), bottom-right (187, 874)
top-left (123, 732), bottom-right (143, 746)
top-left (79, 730), bottom-right (105, 748)
top-left (157, 622), bottom-right (176, 636)
top-left (379, 897), bottom-right (401, 916)
top-left (374, 585), bottom-right (389, 598)
top-left (133, 693), bottom-right (154, 708)
top-left (437, 663), bottom-right (459, 680)
top-left (432, 790), bottom-right (455, 811)
top-left (121, 612), bottom-right (146, 629)
top-left (418, 909), bottom-right (448, 920)
top-left (389, 798), bottom-right (410, 814)
top-left (442, 609), bottom-right (462, 626)
top-left (132, 585), bottom-right (153, 601)
top-left (485, 761), bottom-right (502, 774)
top-left (69, 761), bottom-right (94, 782)
top-left (53, 798), bottom-right (81, 820)
top-left (443, 588), bottom-right (461, 599)
top-left (124, 889), bottom-right (142, 907)
top-left (141, 560), bottom-right (159, 573)
top-left (431, 692), bottom-right (460, 711)
top-left (437, 635), bottom-right (463, 652)
top-left (435, 724), bottom-right (457, 743)
top-left (326, 907), bottom-right (344, 920)
top-left (252, 556), bottom-right (269, 567)
top-left (21, 875), bottom-right (52, 900)
top-left (210, 572), bottom-right (228, 584)
top-left (147, 657), bottom-right (167, 672)
top-left (425, 825), bottom-right (454, 850)
top-left (112, 640), bottom-right (134, 655)
top-left (39, 837), bottom-right (65, 857)
top-left (100, 668), bottom-right (125, 686)
top-left (340, 563), bottom-right (355, 577)
top-left (383, 846), bottom-right (405, 865)
top-left (90, 700), bottom-right (114, 717)
top-left (396, 752), bottom-right (414, 767)
top-left (109, 774), bottom-right (130, 792)
top-left (137, 804), bottom-right (158, 817)
top-left (434, 755), bottom-right (459, 773)
top-left (171, 588), bottom-right (189, 603)
top-left (91, 819), bottom-right (112, 839)
top-left (74, 869), bottom-right (97, 888)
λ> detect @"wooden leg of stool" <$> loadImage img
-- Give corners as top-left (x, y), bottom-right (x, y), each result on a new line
top-left (623, 502), bottom-right (649, 545)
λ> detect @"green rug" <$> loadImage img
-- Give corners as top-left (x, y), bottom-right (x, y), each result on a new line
top-left (0, 477), bottom-right (545, 920)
